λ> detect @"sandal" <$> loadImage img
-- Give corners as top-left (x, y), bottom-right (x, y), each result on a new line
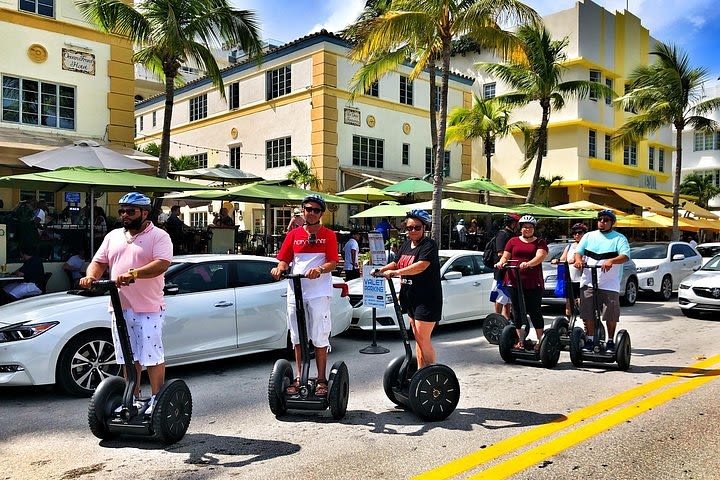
top-left (513, 341), bottom-right (524, 350)
top-left (286, 377), bottom-right (300, 395)
top-left (315, 380), bottom-right (328, 397)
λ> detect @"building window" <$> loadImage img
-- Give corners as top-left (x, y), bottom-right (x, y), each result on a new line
top-left (266, 65), bottom-right (291, 100)
top-left (190, 152), bottom-right (207, 168)
top-left (484, 139), bottom-right (495, 156)
top-left (604, 134), bottom-right (612, 161)
top-left (2, 75), bottom-right (75, 129)
top-left (189, 94), bottom-right (207, 122)
top-left (605, 78), bottom-right (613, 105)
top-left (352, 135), bottom-right (384, 169)
top-left (228, 82), bottom-right (240, 110)
top-left (589, 70), bottom-right (601, 101)
top-left (483, 82), bottom-right (496, 99)
top-left (425, 148), bottom-right (450, 177)
top-left (402, 143), bottom-right (410, 165)
top-left (19, 0), bottom-right (53, 16)
top-left (623, 142), bottom-right (637, 166)
top-left (190, 211), bottom-right (207, 228)
top-left (648, 146), bottom-right (655, 170)
top-left (266, 136), bottom-right (292, 168)
top-left (588, 129), bottom-right (596, 158)
top-left (138, 115), bottom-right (143, 132)
top-left (658, 148), bottom-right (665, 172)
top-left (365, 80), bottom-right (378, 97)
top-left (274, 207), bottom-right (291, 235)
top-left (230, 146), bottom-right (241, 169)
top-left (400, 75), bottom-right (413, 105)
top-left (152, 111), bottom-right (156, 128)
top-left (434, 85), bottom-right (442, 108)
top-left (693, 131), bottom-right (720, 151)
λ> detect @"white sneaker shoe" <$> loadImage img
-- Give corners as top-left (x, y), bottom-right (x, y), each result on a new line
top-left (144, 396), bottom-right (156, 416)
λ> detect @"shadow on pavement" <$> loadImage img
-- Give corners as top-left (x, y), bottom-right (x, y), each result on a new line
top-left (631, 348), bottom-right (676, 356)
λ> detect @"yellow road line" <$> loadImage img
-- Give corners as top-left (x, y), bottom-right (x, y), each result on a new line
top-left (414, 354), bottom-right (720, 480)
top-left (471, 364), bottom-right (720, 479)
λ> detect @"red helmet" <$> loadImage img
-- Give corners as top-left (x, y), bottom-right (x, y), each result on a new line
top-left (503, 213), bottom-right (521, 225)
top-left (570, 223), bottom-right (588, 233)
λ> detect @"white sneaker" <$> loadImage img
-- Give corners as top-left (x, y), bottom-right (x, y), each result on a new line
top-left (144, 396), bottom-right (156, 416)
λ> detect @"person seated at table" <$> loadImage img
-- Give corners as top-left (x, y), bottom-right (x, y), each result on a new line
top-left (0, 245), bottom-right (46, 305)
top-left (212, 208), bottom-right (235, 228)
top-left (165, 205), bottom-right (189, 248)
top-left (62, 246), bottom-right (87, 288)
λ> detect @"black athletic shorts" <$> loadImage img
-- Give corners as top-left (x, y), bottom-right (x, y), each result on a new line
top-left (399, 288), bottom-right (442, 323)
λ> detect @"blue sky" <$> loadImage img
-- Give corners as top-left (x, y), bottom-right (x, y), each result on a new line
top-left (239, 0), bottom-right (720, 77)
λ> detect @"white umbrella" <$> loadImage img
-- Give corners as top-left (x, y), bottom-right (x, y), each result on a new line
top-left (19, 140), bottom-right (152, 171)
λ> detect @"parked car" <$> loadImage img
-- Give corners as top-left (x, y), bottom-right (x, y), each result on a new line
top-left (696, 242), bottom-right (720, 265)
top-left (346, 250), bottom-right (495, 331)
top-left (541, 243), bottom-right (639, 307)
top-left (0, 255), bottom-right (352, 396)
top-left (678, 254), bottom-right (720, 318)
top-left (630, 241), bottom-right (702, 300)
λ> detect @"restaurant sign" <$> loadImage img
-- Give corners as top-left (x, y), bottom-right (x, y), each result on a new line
top-left (62, 48), bottom-right (96, 76)
top-left (344, 107), bottom-right (361, 126)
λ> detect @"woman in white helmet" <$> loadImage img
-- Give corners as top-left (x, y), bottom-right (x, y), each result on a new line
top-left (495, 215), bottom-right (548, 350)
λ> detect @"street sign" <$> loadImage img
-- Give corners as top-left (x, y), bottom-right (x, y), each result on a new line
top-left (367, 231), bottom-right (386, 266)
top-left (362, 265), bottom-right (386, 308)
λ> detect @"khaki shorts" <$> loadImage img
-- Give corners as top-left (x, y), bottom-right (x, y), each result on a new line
top-left (579, 287), bottom-right (620, 324)
top-left (111, 308), bottom-right (165, 366)
top-left (287, 295), bottom-right (332, 348)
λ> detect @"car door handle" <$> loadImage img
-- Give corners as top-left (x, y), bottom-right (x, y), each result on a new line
top-left (473, 282), bottom-right (482, 286)
top-left (281, 293), bottom-right (288, 298)
top-left (214, 301), bottom-right (234, 308)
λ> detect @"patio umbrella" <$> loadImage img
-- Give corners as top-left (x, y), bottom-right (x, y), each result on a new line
top-left (350, 201), bottom-right (408, 219)
top-left (337, 185), bottom-right (397, 202)
top-left (615, 214), bottom-right (664, 228)
top-left (382, 177), bottom-right (434, 195)
top-left (19, 139), bottom-right (152, 171)
top-left (553, 200), bottom-right (622, 212)
top-left (168, 164), bottom-right (262, 186)
top-left (511, 203), bottom-right (576, 218)
top-left (405, 197), bottom-right (513, 215)
top-left (447, 177), bottom-right (521, 197)
top-left (559, 209), bottom-right (602, 219)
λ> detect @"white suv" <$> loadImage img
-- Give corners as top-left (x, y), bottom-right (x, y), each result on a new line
top-left (630, 241), bottom-right (702, 301)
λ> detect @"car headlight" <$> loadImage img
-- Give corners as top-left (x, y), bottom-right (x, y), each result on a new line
top-left (679, 283), bottom-right (690, 289)
top-left (0, 322), bottom-right (58, 343)
top-left (636, 265), bottom-right (658, 273)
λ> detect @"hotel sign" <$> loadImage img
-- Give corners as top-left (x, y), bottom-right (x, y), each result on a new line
top-left (344, 107), bottom-right (361, 126)
top-left (62, 48), bottom-right (96, 76)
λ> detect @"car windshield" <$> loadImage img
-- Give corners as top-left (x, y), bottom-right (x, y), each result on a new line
top-left (697, 245), bottom-right (720, 258)
top-left (701, 255), bottom-right (720, 271)
top-left (544, 243), bottom-right (569, 263)
top-left (439, 256), bottom-right (450, 268)
top-left (630, 244), bottom-right (668, 259)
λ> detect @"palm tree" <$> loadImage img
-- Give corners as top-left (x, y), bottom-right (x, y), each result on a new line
top-left (613, 43), bottom-right (720, 240)
top-left (76, 0), bottom-right (263, 180)
top-left (680, 173), bottom-right (720, 209)
top-left (535, 175), bottom-right (563, 206)
top-left (445, 94), bottom-right (525, 189)
top-left (287, 158), bottom-right (319, 190)
top-left (140, 142), bottom-right (197, 171)
top-left (347, 0), bottom-right (539, 240)
top-left (480, 24), bottom-right (613, 204)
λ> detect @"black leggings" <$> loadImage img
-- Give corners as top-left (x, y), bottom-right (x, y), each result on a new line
top-left (507, 287), bottom-right (544, 330)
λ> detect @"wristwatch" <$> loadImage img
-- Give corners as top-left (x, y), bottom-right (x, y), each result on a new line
top-left (318, 265), bottom-right (325, 274)
top-left (128, 268), bottom-right (139, 279)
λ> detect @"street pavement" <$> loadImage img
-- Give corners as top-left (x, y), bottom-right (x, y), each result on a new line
top-left (1, 297), bottom-right (719, 480)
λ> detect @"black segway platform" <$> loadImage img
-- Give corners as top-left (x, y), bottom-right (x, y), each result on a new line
top-left (268, 274), bottom-right (349, 420)
top-left (87, 280), bottom-right (192, 444)
top-left (380, 275), bottom-right (460, 421)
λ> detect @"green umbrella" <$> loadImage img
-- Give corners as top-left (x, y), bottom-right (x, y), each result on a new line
top-left (382, 177), bottom-right (434, 194)
top-left (560, 209), bottom-right (600, 219)
top-left (447, 177), bottom-right (520, 196)
top-left (337, 185), bottom-right (397, 202)
top-left (350, 201), bottom-right (408, 219)
top-left (511, 203), bottom-right (576, 218)
top-left (165, 181), bottom-right (361, 205)
top-left (405, 197), bottom-right (513, 214)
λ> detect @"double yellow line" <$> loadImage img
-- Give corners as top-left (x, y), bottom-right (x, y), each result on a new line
top-left (415, 354), bottom-right (720, 480)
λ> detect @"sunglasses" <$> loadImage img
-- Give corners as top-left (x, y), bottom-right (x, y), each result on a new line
top-left (303, 206), bottom-right (322, 214)
top-left (118, 208), bottom-right (140, 216)
top-left (572, 231), bottom-right (584, 235)
top-left (598, 217), bottom-right (613, 223)
top-left (405, 225), bottom-right (424, 232)
top-left (308, 233), bottom-right (317, 245)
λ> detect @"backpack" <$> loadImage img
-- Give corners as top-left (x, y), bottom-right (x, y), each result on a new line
top-left (482, 235), bottom-right (498, 268)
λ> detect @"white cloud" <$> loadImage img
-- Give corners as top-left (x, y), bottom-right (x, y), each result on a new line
top-left (306, 0), bottom-right (365, 35)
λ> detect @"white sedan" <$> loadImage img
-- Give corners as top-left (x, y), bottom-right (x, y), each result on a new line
top-left (630, 241), bottom-right (703, 300)
top-left (0, 255), bottom-right (352, 396)
top-left (346, 250), bottom-right (495, 331)
top-left (678, 254), bottom-right (720, 318)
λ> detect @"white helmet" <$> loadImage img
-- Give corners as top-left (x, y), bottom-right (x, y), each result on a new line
top-left (518, 215), bottom-right (537, 226)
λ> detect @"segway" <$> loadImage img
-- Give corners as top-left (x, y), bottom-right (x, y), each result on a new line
top-left (550, 261), bottom-right (578, 351)
top-left (87, 280), bottom-right (192, 444)
top-left (380, 274), bottom-right (460, 421)
top-left (497, 262), bottom-right (561, 368)
top-left (568, 265), bottom-right (631, 370)
top-left (268, 274), bottom-right (349, 420)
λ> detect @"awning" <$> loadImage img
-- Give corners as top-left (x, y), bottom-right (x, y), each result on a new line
top-left (658, 195), bottom-right (719, 219)
top-left (611, 188), bottom-right (672, 214)
top-left (642, 213), bottom-right (699, 232)
top-left (689, 217), bottom-right (720, 231)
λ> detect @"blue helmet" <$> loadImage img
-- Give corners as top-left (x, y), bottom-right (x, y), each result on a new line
top-left (302, 194), bottom-right (326, 212)
top-left (597, 209), bottom-right (616, 222)
top-left (406, 209), bottom-right (431, 227)
top-left (119, 192), bottom-right (151, 209)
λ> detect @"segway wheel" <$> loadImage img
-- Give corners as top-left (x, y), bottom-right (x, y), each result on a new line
top-left (328, 361), bottom-right (350, 420)
top-left (569, 327), bottom-right (585, 367)
top-left (268, 359), bottom-right (293, 416)
top-left (539, 329), bottom-right (561, 369)
top-left (152, 379), bottom-right (192, 444)
top-left (88, 376), bottom-right (125, 440)
top-left (483, 313), bottom-right (509, 345)
top-left (498, 325), bottom-right (518, 363)
top-left (550, 316), bottom-right (570, 350)
top-left (615, 330), bottom-right (632, 371)
top-left (383, 355), bottom-right (417, 407)
top-left (408, 364), bottom-right (460, 422)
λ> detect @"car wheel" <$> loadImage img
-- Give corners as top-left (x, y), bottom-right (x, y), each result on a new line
top-left (620, 277), bottom-right (638, 306)
top-left (658, 275), bottom-right (672, 301)
top-left (56, 330), bottom-right (122, 397)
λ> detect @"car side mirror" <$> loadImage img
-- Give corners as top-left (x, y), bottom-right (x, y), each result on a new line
top-left (443, 271), bottom-right (462, 280)
top-left (164, 283), bottom-right (179, 295)
top-left (671, 254), bottom-right (685, 261)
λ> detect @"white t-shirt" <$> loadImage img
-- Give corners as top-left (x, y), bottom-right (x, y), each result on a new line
top-left (343, 238), bottom-right (359, 270)
top-left (565, 242), bottom-right (583, 282)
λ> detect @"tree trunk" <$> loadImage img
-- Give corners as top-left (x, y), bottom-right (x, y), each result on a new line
top-left (428, 59), bottom-right (440, 242)
top-left (671, 124), bottom-right (684, 241)
top-left (525, 102), bottom-right (550, 203)
top-left (431, 39), bottom-right (452, 244)
top-left (484, 134), bottom-right (492, 204)
top-left (150, 73), bottom-right (176, 221)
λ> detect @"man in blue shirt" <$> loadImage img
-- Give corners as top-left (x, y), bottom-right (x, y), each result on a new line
top-left (375, 217), bottom-right (392, 241)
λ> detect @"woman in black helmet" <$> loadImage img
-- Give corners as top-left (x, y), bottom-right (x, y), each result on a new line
top-left (559, 223), bottom-right (588, 316)
top-left (375, 209), bottom-right (441, 368)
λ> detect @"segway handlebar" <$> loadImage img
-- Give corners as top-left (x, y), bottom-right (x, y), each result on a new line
top-left (280, 273), bottom-right (306, 279)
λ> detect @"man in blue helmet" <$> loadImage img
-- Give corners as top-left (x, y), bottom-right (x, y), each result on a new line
top-left (573, 209), bottom-right (630, 352)
top-left (80, 192), bottom-right (173, 415)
